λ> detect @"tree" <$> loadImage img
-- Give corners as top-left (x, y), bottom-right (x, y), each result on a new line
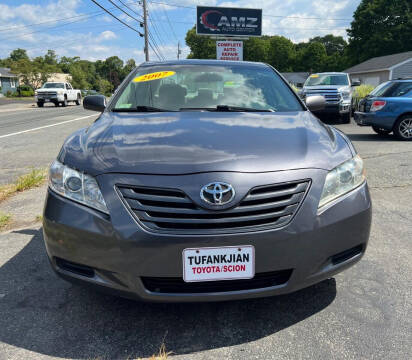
top-left (123, 58), bottom-right (136, 78)
top-left (44, 49), bottom-right (58, 66)
top-left (9, 48), bottom-right (29, 62)
top-left (11, 59), bottom-right (52, 89)
top-left (267, 36), bottom-right (295, 71)
top-left (243, 37), bottom-right (270, 63)
top-left (309, 35), bottom-right (347, 56)
top-left (96, 78), bottom-right (113, 96)
top-left (69, 64), bottom-right (90, 90)
top-left (347, 0), bottom-right (412, 64)
top-left (185, 27), bottom-right (216, 59)
top-left (295, 42), bottom-right (328, 72)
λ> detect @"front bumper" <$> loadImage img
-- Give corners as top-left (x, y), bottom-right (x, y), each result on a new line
top-left (313, 102), bottom-right (351, 116)
top-left (43, 170), bottom-right (372, 302)
top-left (35, 94), bottom-right (64, 102)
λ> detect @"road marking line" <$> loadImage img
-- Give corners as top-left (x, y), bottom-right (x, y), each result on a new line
top-left (0, 114), bottom-right (96, 139)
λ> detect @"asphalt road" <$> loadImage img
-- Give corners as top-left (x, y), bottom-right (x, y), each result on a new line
top-left (0, 103), bottom-right (98, 185)
top-left (0, 108), bottom-right (411, 359)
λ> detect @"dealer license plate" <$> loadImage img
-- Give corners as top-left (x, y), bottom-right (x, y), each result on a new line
top-left (183, 245), bottom-right (255, 282)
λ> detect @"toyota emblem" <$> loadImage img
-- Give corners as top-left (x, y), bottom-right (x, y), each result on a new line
top-left (200, 182), bottom-right (235, 205)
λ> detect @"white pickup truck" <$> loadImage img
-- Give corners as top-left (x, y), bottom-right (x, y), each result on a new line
top-left (35, 82), bottom-right (82, 107)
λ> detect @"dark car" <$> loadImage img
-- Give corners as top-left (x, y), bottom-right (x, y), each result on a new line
top-left (354, 79), bottom-right (412, 140)
top-left (43, 60), bottom-right (371, 302)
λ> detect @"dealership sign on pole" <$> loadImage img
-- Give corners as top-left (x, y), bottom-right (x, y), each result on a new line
top-left (197, 6), bottom-right (262, 37)
top-left (216, 41), bottom-right (243, 61)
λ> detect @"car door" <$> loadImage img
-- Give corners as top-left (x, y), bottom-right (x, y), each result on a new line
top-left (66, 83), bottom-right (75, 100)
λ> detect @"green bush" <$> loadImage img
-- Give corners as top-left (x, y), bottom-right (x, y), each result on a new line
top-left (20, 90), bottom-right (34, 97)
top-left (6, 90), bottom-right (13, 97)
top-left (352, 84), bottom-right (375, 110)
top-left (353, 84), bottom-right (375, 100)
top-left (18, 84), bottom-right (33, 92)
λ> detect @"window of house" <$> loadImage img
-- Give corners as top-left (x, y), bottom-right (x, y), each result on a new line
top-left (10, 78), bottom-right (16, 88)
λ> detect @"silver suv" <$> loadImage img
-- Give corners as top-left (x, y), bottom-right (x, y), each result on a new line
top-left (301, 72), bottom-right (359, 123)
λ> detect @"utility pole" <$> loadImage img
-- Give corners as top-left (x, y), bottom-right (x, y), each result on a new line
top-left (142, 0), bottom-right (149, 61)
top-left (177, 41), bottom-right (181, 59)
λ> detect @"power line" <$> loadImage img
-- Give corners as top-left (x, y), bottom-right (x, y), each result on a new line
top-left (107, 0), bottom-right (142, 24)
top-left (149, 1), bottom-right (354, 22)
top-left (117, 0), bottom-right (143, 20)
top-left (0, 0), bottom-right (142, 33)
top-left (147, 1), bottom-right (171, 45)
top-left (90, 0), bottom-right (144, 36)
top-left (0, 14), bottom-right (105, 42)
top-left (159, 2), bottom-right (178, 42)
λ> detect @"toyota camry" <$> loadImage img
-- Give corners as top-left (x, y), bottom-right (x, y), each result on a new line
top-left (43, 60), bottom-right (372, 302)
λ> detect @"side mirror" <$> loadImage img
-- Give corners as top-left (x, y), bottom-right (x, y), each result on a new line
top-left (305, 95), bottom-right (326, 112)
top-left (83, 95), bottom-right (106, 112)
top-left (351, 80), bottom-right (361, 87)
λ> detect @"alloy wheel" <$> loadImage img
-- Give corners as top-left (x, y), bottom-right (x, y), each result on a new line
top-left (399, 118), bottom-right (412, 139)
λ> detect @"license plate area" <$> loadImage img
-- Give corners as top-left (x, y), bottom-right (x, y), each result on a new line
top-left (183, 245), bottom-right (255, 282)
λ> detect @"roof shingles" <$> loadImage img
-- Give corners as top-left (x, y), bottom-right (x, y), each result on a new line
top-left (345, 51), bottom-right (412, 73)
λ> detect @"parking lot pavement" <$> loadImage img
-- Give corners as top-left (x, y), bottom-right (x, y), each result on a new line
top-left (0, 104), bottom-right (97, 185)
top-left (0, 119), bottom-right (411, 360)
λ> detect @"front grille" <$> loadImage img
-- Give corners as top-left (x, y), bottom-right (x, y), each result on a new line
top-left (117, 180), bottom-right (310, 234)
top-left (142, 270), bottom-right (293, 293)
top-left (305, 89), bottom-right (341, 103)
top-left (38, 91), bottom-right (57, 97)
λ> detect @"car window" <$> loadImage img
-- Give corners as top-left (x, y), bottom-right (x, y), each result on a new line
top-left (370, 82), bottom-right (412, 97)
top-left (112, 64), bottom-right (303, 112)
top-left (305, 74), bottom-right (349, 86)
top-left (42, 83), bottom-right (64, 89)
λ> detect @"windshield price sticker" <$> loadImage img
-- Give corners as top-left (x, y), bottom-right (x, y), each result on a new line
top-left (183, 245), bottom-right (255, 282)
top-left (310, 74), bottom-right (319, 78)
top-left (133, 71), bottom-right (176, 83)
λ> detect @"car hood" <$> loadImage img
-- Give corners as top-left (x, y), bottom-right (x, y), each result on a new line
top-left (59, 111), bottom-right (353, 175)
top-left (303, 85), bottom-right (350, 92)
top-left (37, 88), bottom-right (63, 92)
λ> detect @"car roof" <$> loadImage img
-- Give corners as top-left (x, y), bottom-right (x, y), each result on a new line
top-left (311, 72), bottom-right (348, 75)
top-left (391, 78), bottom-right (412, 82)
top-left (139, 59), bottom-right (269, 68)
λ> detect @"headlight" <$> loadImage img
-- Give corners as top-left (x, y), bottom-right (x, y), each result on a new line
top-left (57, 90), bottom-right (64, 94)
top-left (319, 155), bottom-right (365, 208)
top-left (34, 91), bottom-right (38, 95)
top-left (49, 160), bottom-right (108, 214)
top-left (341, 91), bottom-right (351, 100)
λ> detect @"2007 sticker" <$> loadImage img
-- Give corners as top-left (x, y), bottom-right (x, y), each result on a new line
top-left (133, 71), bottom-right (175, 82)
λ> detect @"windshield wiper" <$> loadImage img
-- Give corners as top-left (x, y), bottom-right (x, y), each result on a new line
top-left (179, 105), bottom-right (274, 112)
top-left (215, 105), bottom-right (275, 112)
top-left (112, 105), bottom-right (171, 112)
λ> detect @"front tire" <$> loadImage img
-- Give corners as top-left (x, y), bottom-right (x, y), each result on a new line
top-left (340, 113), bottom-right (351, 124)
top-left (372, 126), bottom-right (391, 135)
top-left (62, 96), bottom-right (68, 107)
top-left (393, 115), bottom-right (412, 141)
top-left (37, 102), bottom-right (44, 108)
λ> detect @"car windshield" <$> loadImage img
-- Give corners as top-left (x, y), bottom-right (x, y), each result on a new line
top-left (370, 81), bottom-right (412, 97)
top-left (111, 64), bottom-right (303, 112)
top-left (305, 74), bottom-right (349, 86)
top-left (42, 83), bottom-right (64, 89)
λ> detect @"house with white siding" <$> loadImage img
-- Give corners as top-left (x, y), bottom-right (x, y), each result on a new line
top-left (345, 51), bottom-right (412, 87)
top-left (0, 67), bottom-right (19, 95)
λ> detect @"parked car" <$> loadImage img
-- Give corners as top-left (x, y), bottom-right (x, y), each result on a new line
top-left (35, 82), bottom-right (82, 107)
top-left (43, 60), bottom-right (371, 302)
top-left (354, 79), bottom-right (412, 140)
top-left (81, 89), bottom-right (101, 97)
top-left (301, 72), bottom-right (360, 123)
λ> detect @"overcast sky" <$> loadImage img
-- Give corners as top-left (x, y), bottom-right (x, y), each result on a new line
top-left (0, 0), bottom-right (361, 63)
